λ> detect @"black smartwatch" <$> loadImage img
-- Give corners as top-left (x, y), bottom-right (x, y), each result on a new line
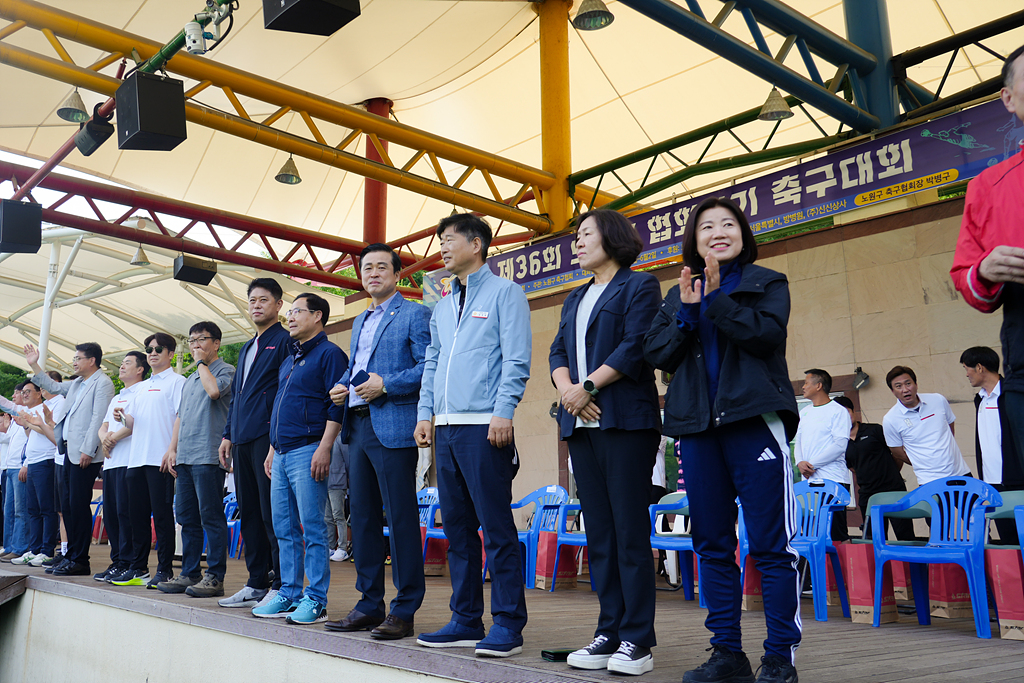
top-left (583, 378), bottom-right (599, 396)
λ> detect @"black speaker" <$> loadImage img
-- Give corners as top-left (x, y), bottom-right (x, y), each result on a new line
top-left (173, 254), bottom-right (218, 286)
top-left (115, 71), bottom-right (187, 151)
top-left (0, 199), bottom-right (42, 254)
top-left (263, 0), bottom-right (361, 36)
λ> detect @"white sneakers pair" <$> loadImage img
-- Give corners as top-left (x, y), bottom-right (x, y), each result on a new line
top-left (11, 552), bottom-right (48, 566)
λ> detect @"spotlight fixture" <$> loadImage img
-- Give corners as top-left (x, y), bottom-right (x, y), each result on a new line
top-left (130, 244), bottom-right (150, 266)
top-left (758, 87), bottom-right (794, 121)
top-left (57, 88), bottom-right (89, 123)
top-left (573, 0), bottom-right (614, 30)
top-left (73, 103), bottom-right (115, 157)
top-left (275, 154), bottom-right (302, 184)
top-left (853, 366), bottom-right (870, 391)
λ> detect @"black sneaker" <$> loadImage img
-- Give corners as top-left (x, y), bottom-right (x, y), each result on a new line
top-left (606, 641), bottom-right (653, 676)
top-left (147, 570), bottom-right (172, 590)
top-left (567, 635), bottom-right (620, 670)
top-left (52, 560), bottom-right (91, 577)
top-left (41, 553), bottom-right (65, 568)
top-left (94, 564), bottom-right (118, 582)
top-left (104, 564), bottom-right (130, 583)
top-left (45, 558), bottom-right (72, 575)
top-left (755, 655), bottom-right (798, 683)
top-left (683, 645), bottom-right (754, 683)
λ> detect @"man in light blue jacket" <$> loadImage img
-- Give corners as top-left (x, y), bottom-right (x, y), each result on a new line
top-left (414, 213), bottom-right (531, 658)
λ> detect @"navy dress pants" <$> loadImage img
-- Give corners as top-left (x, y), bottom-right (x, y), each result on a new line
top-left (60, 457), bottom-right (102, 566)
top-left (434, 424), bottom-right (527, 633)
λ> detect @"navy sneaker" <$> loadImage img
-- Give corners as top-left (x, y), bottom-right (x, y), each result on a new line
top-left (755, 655), bottom-right (798, 683)
top-left (683, 645), bottom-right (754, 683)
top-left (110, 568), bottom-right (150, 586)
top-left (416, 620), bottom-right (486, 648)
top-left (475, 624), bottom-right (523, 658)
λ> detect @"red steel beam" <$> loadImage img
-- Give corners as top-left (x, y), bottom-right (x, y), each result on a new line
top-left (398, 231), bottom-right (534, 279)
top-left (363, 98), bottom-right (391, 245)
top-left (387, 191), bottom-right (538, 251)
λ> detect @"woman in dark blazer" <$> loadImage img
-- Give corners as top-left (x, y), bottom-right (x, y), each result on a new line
top-left (549, 209), bottom-right (662, 676)
top-left (643, 197), bottom-right (800, 683)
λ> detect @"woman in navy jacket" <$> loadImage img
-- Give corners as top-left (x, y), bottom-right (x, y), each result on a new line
top-left (643, 197), bottom-right (800, 683)
top-left (549, 209), bottom-right (662, 676)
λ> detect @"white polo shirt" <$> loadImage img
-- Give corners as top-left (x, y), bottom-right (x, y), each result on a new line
top-left (102, 383), bottom-right (141, 470)
top-left (23, 404), bottom-right (57, 466)
top-left (796, 399), bottom-right (853, 485)
top-left (46, 395), bottom-right (66, 466)
top-left (127, 368), bottom-right (185, 469)
top-left (977, 382), bottom-right (1003, 485)
top-left (883, 393), bottom-right (971, 485)
top-left (4, 422), bottom-right (27, 471)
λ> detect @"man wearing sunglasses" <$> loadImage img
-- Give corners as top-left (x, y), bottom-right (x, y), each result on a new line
top-left (110, 333), bottom-right (185, 588)
top-left (23, 342), bottom-right (114, 576)
top-left (252, 293), bottom-right (347, 625)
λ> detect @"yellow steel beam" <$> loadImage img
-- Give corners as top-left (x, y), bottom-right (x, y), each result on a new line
top-left (536, 0), bottom-right (573, 234)
top-left (0, 0), bottom-right (555, 192)
top-left (0, 42), bottom-right (553, 232)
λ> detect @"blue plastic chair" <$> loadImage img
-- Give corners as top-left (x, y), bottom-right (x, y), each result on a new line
top-left (509, 485), bottom-right (568, 589)
top-left (870, 477), bottom-right (1002, 638)
top-left (549, 501), bottom-right (592, 592)
top-left (791, 480), bottom-right (851, 622)
top-left (417, 487), bottom-right (441, 558)
top-left (648, 492), bottom-right (697, 600)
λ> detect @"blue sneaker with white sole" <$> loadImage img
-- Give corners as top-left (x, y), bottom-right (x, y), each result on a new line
top-left (285, 596), bottom-right (328, 625)
top-left (251, 592), bottom-right (297, 619)
top-left (416, 620), bottom-right (486, 648)
top-left (475, 624), bottom-right (523, 658)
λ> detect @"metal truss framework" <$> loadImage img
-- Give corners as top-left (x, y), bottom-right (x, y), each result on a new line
top-left (0, 159), bottom-right (423, 296)
top-left (0, 0), bottom-right (557, 233)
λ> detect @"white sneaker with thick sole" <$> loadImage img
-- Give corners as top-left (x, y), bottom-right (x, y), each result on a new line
top-left (29, 554), bottom-right (53, 567)
top-left (607, 641), bottom-right (653, 676)
top-left (11, 552), bottom-right (35, 565)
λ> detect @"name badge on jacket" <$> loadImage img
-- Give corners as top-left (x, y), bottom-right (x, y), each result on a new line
top-left (472, 311), bottom-right (488, 319)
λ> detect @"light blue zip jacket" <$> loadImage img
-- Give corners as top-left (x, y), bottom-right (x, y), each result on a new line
top-left (417, 265), bottom-right (532, 425)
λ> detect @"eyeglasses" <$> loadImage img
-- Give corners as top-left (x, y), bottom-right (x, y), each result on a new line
top-left (72, 355), bottom-right (88, 363)
top-left (286, 308), bottom-right (311, 318)
top-left (187, 336), bottom-right (212, 345)
top-left (144, 346), bottom-right (167, 354)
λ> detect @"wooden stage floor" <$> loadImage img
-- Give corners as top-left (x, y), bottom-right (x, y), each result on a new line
top-left (4, 551), bottom-right (1023, 683)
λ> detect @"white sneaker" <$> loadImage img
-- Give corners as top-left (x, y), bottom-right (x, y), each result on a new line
top-left (29, 553), bottom-right (53, 567)
top-left (11, 552), bottom-right (36, 565)
top-left (219, 585), bottom-right (269, 608)
top-left (254, 589), bottom-right (280, 609)
top-left (330, 548), bottom-right (350, 562)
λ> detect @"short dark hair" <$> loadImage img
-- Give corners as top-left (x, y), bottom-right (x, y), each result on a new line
top-left (189, 321), bottom-right (222, 342)
top-left (960, 346), bottom-right (1000, 373)
top-left (76, 342), bottom-right (103, 368)
top-left (360, 243), bottom-right (402, 274)
top-left (833, 395), bottom-right (854, 412)
top-left (576, 209), bottom-right (644, 268)
top-left (46, 371), bottom-right (62, 383)
top-left (248, 277), bottom-right (283, 301)
top-left (1003, 44), bottom-right (1024, 88)
top-left (681, 196), bottom-right (759, 272)
top-left (124, 351), bottom-right (151, 379)
top-left (886, 365), bottom-right (917, 389)
top-left (295, 292), bottom-right (329, 326)
top-left (804, 368), bottom-right (833, 394)
top-left (437, 213), bottom-right (492, 259)
top-left (23, 381), bottom-right (41, 394)
top-left (144, 332), bottom-right (177, 354)
top-left (14, 382), bottom-right (25, 392)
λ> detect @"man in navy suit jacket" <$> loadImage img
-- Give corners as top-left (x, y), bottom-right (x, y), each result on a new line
top-left (325, 243), bottom-right (431, 640)
top-left (217, 278), bottom-right (292, 610)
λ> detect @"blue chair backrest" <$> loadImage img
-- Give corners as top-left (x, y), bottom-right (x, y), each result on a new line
top-left (418, 487), bottom-right (440, 527)
top-left (515, 485), bottom-right (569, 533)
top-left (793, 480), bottom-right (851, 541)
top-left (901, 478), bottom-right (1002, 545)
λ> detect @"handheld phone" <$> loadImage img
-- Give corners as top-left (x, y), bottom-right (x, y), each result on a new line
top-left (350, 369), bottom-right (371, 387)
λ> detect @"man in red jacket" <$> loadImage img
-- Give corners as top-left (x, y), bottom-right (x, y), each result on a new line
top-left (950, 44), bottom-right (1024, 479)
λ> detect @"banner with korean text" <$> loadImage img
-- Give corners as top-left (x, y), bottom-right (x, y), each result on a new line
top-left (424, 99), bottom-right (1024, 304)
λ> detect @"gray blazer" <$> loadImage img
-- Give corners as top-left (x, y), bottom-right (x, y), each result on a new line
top-left (33, 371), bottom-right (115, 465)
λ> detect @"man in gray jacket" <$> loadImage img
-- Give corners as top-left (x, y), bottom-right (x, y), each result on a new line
top-left (414, 213), bottom-right (532, 658)
top-left (24, 342), bottom-right (114, 576)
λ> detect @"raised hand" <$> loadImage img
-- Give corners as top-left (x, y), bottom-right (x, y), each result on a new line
top-left (679, 266), bottom-right (702, 305)
top-left (703, 252), bottom-right (721, 295)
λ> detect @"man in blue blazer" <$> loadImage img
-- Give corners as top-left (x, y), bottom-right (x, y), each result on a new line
top-left (325, 243), bottom-right (431, 640)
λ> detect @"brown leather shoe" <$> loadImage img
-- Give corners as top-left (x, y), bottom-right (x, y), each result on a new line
top-left (370, 614), bottom-right (414, 640)
top-left (324, 608), bottom-right (384, 632)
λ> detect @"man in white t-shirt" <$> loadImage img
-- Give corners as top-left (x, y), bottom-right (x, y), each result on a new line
top-left (93, 351), bottom-right (150, 581)
top-left (11, 381), bottom-right (59, 566)
top-left (1, 391), bottom-right (30, 561)
top-left (109, 334), bottom-right (186, 588)
top-left (882, 366), bottom-right (971, 487)
top-left (794, 368), bottom-right (852, 541)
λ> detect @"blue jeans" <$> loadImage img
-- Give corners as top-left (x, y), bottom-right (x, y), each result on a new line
top-left (271, 442), bottom-right (329, 604)
top-left (3, 469), bottom-right (28, 555)
top-left (176, 464), bottom-right (229, 580)
top-left (25, 460), bottom-right (58, 555)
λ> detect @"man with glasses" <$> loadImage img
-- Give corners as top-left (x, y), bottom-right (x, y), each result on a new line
top-left (23, 342), bottom-right (114, 576)
top-left (110, 333), bottom-right (185, 588)
top-left (94, 351), bottom-right (150, 581)
top-left (219, 278), bottom-right (291, 610)
top-left (1, 385), bottom-right (29, 562)
top-left (11, 381), bottom-right (59, 566)
top-left (157, 322), bottom-right (235, 598)
top-left (252, 293), bottom-right (347, 625)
